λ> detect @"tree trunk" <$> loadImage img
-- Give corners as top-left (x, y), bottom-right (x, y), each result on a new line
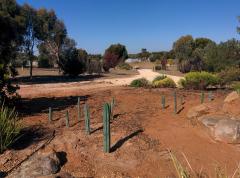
top-left (30, 59), bottom-right (33, 79)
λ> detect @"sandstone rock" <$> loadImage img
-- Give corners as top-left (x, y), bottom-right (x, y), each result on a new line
top-left (187, 104), bottom-right (209, 119)
top-left (214, 119), bottom-right (240, 143)
top-left (9, 149), bottom-right (61, 178)
top-left (224, 91), bottom-right (239, 103)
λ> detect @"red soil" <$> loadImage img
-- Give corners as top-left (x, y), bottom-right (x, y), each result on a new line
top-left (2, 87), bottom-right (240, 177)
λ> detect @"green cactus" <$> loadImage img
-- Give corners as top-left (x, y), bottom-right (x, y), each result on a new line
top-left (103, 103), bottom-right (111, 153)
top-left (48, 107), bottom-right (52, 123)
top-left (84, 103), bottom-right (90, 135)
top-left (174, 91), bottom-right (177, 114)
top-left (161, 95), bottom-right (165, 109)
top-left (77, 97), bottom-right (81, 122)
top-left (65, 110), bottom-right (69, 128)
top-left (201, 91), bottom-right (205, 104)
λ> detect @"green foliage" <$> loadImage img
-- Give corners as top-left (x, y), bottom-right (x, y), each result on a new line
top-left (152, 75), bottom-right (167, 83)
top-left (179, 71), bottom-right (220, 90)
top-left (59, 47), bottom-right (87, 76)
top-left (217, 67), bottom-right (240, 85)
top-left (0, 105), bottom-right (21, 154)
top-left (116, 62), bottom-right (133, 70)
top-left (232, 83), bottom-right (240, 93)
top-left (173, 35), bottom-right (214, 73)
top-left (203, 39), bottom-right (240, 72)
top-left (103, 43), bottom-right (128, 72)
top-left (153, 77), bottom-right (176, 88)
top-left (130, 78), bottom-right (149, 88)
top-left (38, 56), bottom-right (53, 68)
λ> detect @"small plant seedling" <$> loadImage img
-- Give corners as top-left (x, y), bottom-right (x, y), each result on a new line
top-left (65, 110), bottom-right (69, 128)
top-left (48, 107), bottom-right (52, 122)
top-left (84, 103), bottom-right (90, 135)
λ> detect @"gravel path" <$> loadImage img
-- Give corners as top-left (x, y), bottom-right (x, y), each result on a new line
top-left (19, 69), bottom-right (183, 98)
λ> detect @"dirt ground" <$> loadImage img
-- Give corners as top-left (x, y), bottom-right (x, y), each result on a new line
top-left (2, 86), bottom-right (240, 177)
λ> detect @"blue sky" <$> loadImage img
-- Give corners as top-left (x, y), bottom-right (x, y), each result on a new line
top-left (17, 0), bottom-right (240, 54)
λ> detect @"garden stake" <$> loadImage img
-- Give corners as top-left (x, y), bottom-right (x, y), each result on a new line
top-left (65, 110), bottom-right (69, 128)
top-left (174, 91), bottom-right (177, 114)
top-left (103, 103), bottom-right (111, 153)
top-left (201, 91), bottom-right (204, 104)
top-left (48, 107), bottom-right (52, 123)
top-left (161, 95), bottom-right (165, 109)
top-left (77, 97), bottom-right (81, 121)
top-left (84, 103), bottom-right (90, 134)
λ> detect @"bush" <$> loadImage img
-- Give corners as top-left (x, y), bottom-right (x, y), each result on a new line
top-left (179, 71), bottom-right (220, 90)
top-left (152, 75), bottom-right (167, 83)
top-left (117, 62), bottom-right (133, 70)
top-left (232, 82), bottom-right (240, 93)
top-left (217, 67), bottom-right (240, 85)
top-left (38, 56), bottom-right (53, 68)
top-left (153, 77), bottom-right (176, 88)
top-left (59, 48), bottom-right (87, 76)
top-left (0, 105), bottom-right (21, 154)
top-left (130, 78), bottom-right (149, 88)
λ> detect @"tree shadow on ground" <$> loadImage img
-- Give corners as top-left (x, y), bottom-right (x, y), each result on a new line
top-left (17, 95), bottom-right (90, 116)
top-left (111, 129), bottom-right (143, 152)
top-left (12, 74), bottom-right (104, 85)
top-left (11, 126), bottom-right (51, 151)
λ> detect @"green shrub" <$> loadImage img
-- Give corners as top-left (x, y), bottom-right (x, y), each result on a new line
top-left (130, 78), bottom-right (149, 88)
top-left (152, 75), bottom-right (167, 83)
top-left (179, 71), bottom-right (220, 90)
top-left (117, 62), bottom-right (133, 70)
top-left (218, 67), bottom-right (240, 85)
top-left (0, 105), bottom-right (21, 154)
top-left (232, 82), bottom-right (240, 94)
top-left (153, 77), bottom-right (176, 88)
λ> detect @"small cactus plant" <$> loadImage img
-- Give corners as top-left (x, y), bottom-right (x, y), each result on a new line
top-left (201, 91), bottom-right (205, 104)
top-left (65, 110), bottom-right (70, 128)
top-left (161, 95), bottom-right (165, 109)
top-left (84, 103), bottom-right (90, 135)
top-left (110, 98), bottom-right (115, 120)
top-left (174, 91), bottom-right (177, 114)
top-left (103, 103), bottom-right (111, 153)
top-left (48, 107), bottom-right (52, 123)
top-left (77, 97), bottom-right (81, 122)
top-left (208, 91), bottom-right (213, 101)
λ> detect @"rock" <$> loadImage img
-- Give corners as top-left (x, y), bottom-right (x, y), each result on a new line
top-left (9, 149), bottom-right (61, 178)
top-left (199, 115), bottom-right (230, 128)
top-left (187, 104), bottom-right (209, 119)
top-left (224, 91), bottom-right (239, 103)
top-left (214, 119), bottom-right (240, 143)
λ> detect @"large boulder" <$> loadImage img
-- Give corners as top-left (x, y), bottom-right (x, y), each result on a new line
top-left (224, 91), bottom-right (239, 103)
top-left (214, 119), bottom-right (240, 143)
top-left (187, 104), bottom-right (210, 119)
top-left (9, 149), bottom-right (61, 178)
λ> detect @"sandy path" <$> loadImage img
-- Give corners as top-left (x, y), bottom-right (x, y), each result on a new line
top-left (19, 69), bottom-right (183, 98)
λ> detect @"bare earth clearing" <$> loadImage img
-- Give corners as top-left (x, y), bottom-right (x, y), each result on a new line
top-left (18, 69), bottom-right (182, 98)
top-left (1, 69), bottom-right (239, 177)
